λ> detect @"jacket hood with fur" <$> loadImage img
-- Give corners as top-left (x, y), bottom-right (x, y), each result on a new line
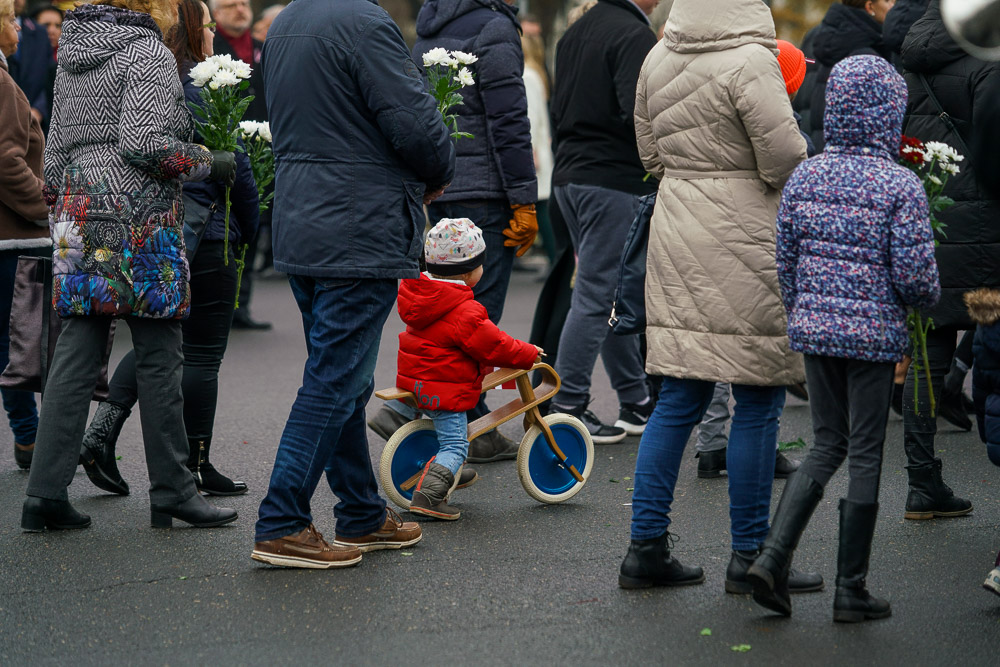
top-left (966, 289), bottom-right (1000, 326)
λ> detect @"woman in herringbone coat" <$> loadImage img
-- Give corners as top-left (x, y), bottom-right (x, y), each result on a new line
top-left (21, 0), bottom-right (239, 532)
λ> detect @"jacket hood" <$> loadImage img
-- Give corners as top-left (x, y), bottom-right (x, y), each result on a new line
top-left (416, 0), bottom-right (516, 37)
top-left (900, 0), bottom-right (967, 74)
top-left (59, 5), bottom-right (161, 75)
top-left (813, 3), bottom-right (886, 66)
top-left (824, 55), bottom-right (907, 158)
top-left (398, 274), bottom-right (473, 329)
top-left (663, 0), bottom-right (777, 55)
top-left (965, 288), bottom-right (1000, 325)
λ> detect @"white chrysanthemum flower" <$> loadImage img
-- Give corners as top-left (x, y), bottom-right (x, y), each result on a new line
top-left (232, 61), bottom-right (252, 80)
top-left (451, 50), bottom-right (478, 65)
top-left (212, 53), bottom-right (235, 68)
top-left (189, 61), bottom-right (218, 87)
top-left (258, 122), bottom-right (272, 142)
top-left (923, 141), bottom-right (962, 164)
top-left (423, 47), bottom-right (451, 67)
top-left (455, 67), bottom-right (475, 87)
top-left (211, 69), bottom-right (241, 88)
top-left (940, 162), bottom-right (960, 176)
top-left (928, 174), bottom-right (943, 186)
top-left (239, 121), bottom-right (260, 138)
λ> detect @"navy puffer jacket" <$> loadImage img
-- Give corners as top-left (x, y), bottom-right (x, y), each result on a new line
top-left (413, 0), bottom-right (536, 206)
top-left (967, 288), bottom-right (1000, 467)
top-left (262, 0), bottom-right (455, 279)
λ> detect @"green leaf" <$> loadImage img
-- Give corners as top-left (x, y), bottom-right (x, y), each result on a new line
top-left (778, 437), bottom-right (807, 451)
top-left (730, 644), bottom-right (751, 652)
top-left (401, 552), bottom-right (414, 556)
top-left (609, 478), bottom-right (619, 483)
top-left (179, 576), bottom-right (188, 580)
top-left (700, 628), bottom-right (712, 636)
top-left (623, 476), bottom-right (631, 481)
top-left (115, 455), bottom-right (122, 461)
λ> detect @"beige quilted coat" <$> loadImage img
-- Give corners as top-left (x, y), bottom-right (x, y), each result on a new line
top-left (635, 0), bottom-right (808, 386)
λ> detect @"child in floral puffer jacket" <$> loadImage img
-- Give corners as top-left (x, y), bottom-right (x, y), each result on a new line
top-left (393, 218), bottom-right (541, 520)
top-left (747, 56), bottom-right (940, 624)
top-left (964, 288), bottom-right (1000, 597)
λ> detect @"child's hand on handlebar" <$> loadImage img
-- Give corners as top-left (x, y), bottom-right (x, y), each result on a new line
top-left (534, 345), bottom-right (545, 362)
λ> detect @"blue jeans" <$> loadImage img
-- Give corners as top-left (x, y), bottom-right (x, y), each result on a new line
top-left (423, 409), bottom-right (468, 475)
top-left (630, 376), bottom-right (785, 550)
top-left (0, 249), bottom-right (41, 445)
top-left (429, 199), bottom-right (514, 423)
top-left (255, 276), bottom-right (396, 541)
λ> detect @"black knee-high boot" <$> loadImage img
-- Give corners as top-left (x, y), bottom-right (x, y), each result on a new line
top-left (833, 498), bottom-right (891, 623)
top-left (747, 471), bottom-right (824, 616)
top-left (80, 402), bottom-right (130, 495)
top-left (187, 437), bottom-right (248, 496)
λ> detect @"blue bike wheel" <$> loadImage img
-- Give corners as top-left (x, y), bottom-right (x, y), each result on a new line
top-left (378, 420), bottom-right (439, 509)
top-left (517, 414), bottom-right (594, 504)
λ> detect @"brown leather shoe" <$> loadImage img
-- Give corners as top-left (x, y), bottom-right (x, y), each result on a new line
top-left (252, 524), bottom-right (362, 569)
top-left (333, 507), bottom-right (422, 552)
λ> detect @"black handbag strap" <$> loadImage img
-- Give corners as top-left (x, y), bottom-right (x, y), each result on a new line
top-left (918, 73), bottom-right (974, 169)
top-left (40, 259), bottom-right (52, 393)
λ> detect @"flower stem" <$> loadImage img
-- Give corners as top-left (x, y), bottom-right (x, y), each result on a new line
top-left (223, 185), bottom-right (231, 266)
top-left (234, 243), bottom-right (248, 310)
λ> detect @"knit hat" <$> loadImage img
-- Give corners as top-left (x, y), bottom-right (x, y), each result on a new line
top-left (424, 218), bottom-right (486, 277)
top-left (776, 39), bottom-right (807, 96)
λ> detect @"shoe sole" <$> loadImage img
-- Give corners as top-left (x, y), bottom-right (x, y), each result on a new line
top-left (614, 419), bottom-right (647, 436)
top-left (833, 608), bottom-right (892, 623)
top-left (80, 449), bottom-right (130, 496)
top-left (746, 567), bottom-right (792, 616)
top-left (592, 432), bottom-right (627, 445)
top-left (332, 534), bottom-right (424, 552)
top-left (465, 452), bottom-right (517, 464)
top-left (151, 512), bottom-right (239, 529)
top-left (407, 505), bottom-right (461, 521)
top-left (198, 486), bottom-right (250, 497)
top-left (983, 582), bottom-right (1000, 598)
top-left (21, 517), bottom-right (92, 533)
top-left (455, 475), bottom-right (478, 490)
top-left (697, 469), bottom-right (725, 479)
top-left (618, 572), bottom-right (705, 589)
top-left (251, 551), bottom-right (362, 569)
top-left (903, 507), bottom-right (973, 520)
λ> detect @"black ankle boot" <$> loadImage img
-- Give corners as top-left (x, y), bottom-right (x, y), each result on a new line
top-left (150, 494), bottom-right (238, 528)
top-left (80, 402), bottom-right (130, 495)
top-left (833, 499), bottom-right (891, 623)
top-left (725, 548), bottom-right (823, 595)
top-left (904, 461), bottom-right (972, 520)
top-left (696, 448), bottom-right (726, 478)
top-left (187, 437), bottom-right (248, 496)
top-left (747, 471), bottom-right (824, 616)
top-left (21, 497), bottom-right (91, 532)
top-left (618, 531), bottom-right (705, 589)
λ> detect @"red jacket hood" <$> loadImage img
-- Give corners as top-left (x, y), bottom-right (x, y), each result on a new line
top-left (397, 274), bottom-right (473, 329)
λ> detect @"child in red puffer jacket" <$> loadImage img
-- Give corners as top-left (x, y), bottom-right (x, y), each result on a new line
top-left (395, 218), bottom-right (540, 520)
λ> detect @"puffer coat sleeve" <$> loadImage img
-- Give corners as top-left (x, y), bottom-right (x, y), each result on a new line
top-left (118, 55), bottom-right (213, 182)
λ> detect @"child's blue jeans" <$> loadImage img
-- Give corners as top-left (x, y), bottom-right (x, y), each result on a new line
top-left (387, 402), bottom-right (469, 475)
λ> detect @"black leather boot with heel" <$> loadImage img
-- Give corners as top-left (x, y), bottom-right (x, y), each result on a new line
top-left (187, 437), bottom-right (248, 496)
top-left (746, 471), bottom-right (825, 616)
top-left (150, 494), bottom-right (237, 528)
top-left (21, 497), bottom-right (91, 532)
top-left (80, 402), bottom-right (130, 496)
top-left (833, 498), bottom-right (891, 623)
top-left (618, 531), bottom-right (705, 589)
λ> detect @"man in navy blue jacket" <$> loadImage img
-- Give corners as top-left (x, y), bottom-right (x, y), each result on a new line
top-left (378, 0), bottom-right (536, 464)
top-left (252, 0), bottom-right (455, 570)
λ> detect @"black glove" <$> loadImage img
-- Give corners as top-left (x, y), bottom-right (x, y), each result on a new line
top-left (209, 150), bottom-right (236, 188)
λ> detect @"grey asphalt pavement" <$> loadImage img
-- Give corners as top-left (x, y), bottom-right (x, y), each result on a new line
top-left (1, 270), bottom-right (998, 665)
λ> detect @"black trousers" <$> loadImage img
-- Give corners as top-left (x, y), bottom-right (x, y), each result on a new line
top-left (799, 355), bottom-right (895, 504)
top-left (107, 241), bottom-right (237, 440)
top-left (903, 326), bottom-right (959, 471)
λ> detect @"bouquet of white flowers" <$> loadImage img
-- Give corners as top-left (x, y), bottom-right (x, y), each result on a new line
top-left (233, 120), bottom-right (275, 309)
top-left (189, 55), bottom-right (254, 265)
top-left (421, 48), bottom-right (478, 140)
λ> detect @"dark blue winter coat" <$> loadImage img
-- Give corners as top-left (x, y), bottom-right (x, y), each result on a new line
top-left (262, 0), bottom-right (455, 279)
top-left (412, 0), bottom-right (536, 206)
top-left (967, 288), bottom-right (1000, 466)
top-left (8, 16), bottom-right (53, 122)
top-left (179, 65), bottom-right (258, 247)
top-left (776, 56), bottom-right (940, 363)
top-left (883, 0), bottom-right (929, 57)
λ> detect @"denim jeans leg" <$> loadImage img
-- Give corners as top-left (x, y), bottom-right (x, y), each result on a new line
top-left (0, 249), bottom-right (38, 445)
top-left (424, 409), bottom-right (469, 475)
top-left (726, 384), bottom-right (785, 551)
top-left (254, 276), bottom-right (396, 542)
top-left (630, 376), bottom-right (715, 540)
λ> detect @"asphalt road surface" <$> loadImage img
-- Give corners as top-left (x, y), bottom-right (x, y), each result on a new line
top-left (1, 270), bottom-right (998, 665)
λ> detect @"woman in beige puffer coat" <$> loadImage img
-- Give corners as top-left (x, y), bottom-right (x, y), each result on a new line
top-left (619, 0), bottom-right (819, 593)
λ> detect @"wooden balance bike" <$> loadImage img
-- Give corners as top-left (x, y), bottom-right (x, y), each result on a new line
top-left (374, 363), bottom-right (594, 509)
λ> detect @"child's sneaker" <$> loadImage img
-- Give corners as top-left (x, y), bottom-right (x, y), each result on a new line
top-left (410, 461), bottom-right (461, 520)
top-left (615, 400), bottom-right (655, 436)
top-left (984, 567), bottom-right (1000, 598)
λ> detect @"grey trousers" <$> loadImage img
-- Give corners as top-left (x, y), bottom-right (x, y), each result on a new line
top-left (696, 382), bottom-right (731, 452)
top-left (552, 183), bottom-right (648, 408)
top-left (798, 355), bottom-right (894, 504)
top-left (26, 316), bottom-right (197, 505)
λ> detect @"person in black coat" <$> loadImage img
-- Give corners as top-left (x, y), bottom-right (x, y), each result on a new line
top-left (897, 0), bottom-right (1000, 521)
top-left (883, 0), bottom-right (928, 57)
top-left (809, 0), bottom-right (894, 150)
top-left (8, 0), bottom-right (52, 128)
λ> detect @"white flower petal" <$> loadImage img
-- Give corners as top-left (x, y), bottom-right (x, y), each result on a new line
top-left (451, 50), bottom-right (478, 65)
top-left (455, 67), bottom-right (475, 87)
top-left (422, 47), bottom-right (451, 67)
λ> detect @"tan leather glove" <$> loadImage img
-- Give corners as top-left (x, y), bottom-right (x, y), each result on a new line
top-left (503, 203), bottom-right (538, 257)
